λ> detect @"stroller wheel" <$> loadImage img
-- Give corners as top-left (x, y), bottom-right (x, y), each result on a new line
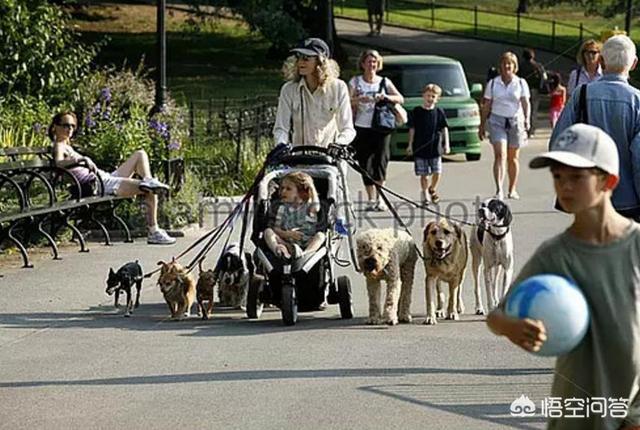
top-left (246, 277), bottom-right (264, 319)
top-left (281, 284), bottom-right (298, 326)
top-left (337, 276), bottom-right (354, 319)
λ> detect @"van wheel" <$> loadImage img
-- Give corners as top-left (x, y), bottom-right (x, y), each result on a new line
top-left (465, 153), bottom-right (481, 161)
top-left (337, 276), bottom-right (354, 319)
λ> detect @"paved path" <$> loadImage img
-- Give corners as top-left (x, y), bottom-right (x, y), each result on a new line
top-left (336, 17), bottom-right (576, 82)
top-left (0, 21), bottom-right (575, 430)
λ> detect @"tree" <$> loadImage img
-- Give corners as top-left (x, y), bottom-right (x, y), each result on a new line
top-left (187, 0), bottom-right (344, 60)
top-left (0, 0), bottom-right (97, 103)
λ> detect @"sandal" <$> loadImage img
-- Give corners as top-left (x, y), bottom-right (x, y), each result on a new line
top-left (429, 188), bottom-right (440, 204)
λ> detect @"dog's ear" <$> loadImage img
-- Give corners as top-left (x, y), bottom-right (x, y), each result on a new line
top-left (423, 222), bottom-right (436, 242)
top-left (502, 204), bottom-right (513, 226)
top-left (453, 222), bottom-right (463, 239)
top-left (108, 268), bottom-right (115, 276)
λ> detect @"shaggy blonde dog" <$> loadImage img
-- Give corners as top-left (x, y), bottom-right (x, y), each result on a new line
top-left (422, 218), bottom-right (468, 325)
top-left (356, 229), bottom-right (417, 325)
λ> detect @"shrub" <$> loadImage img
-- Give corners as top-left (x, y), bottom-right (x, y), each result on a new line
top-left (0, 0), bottom-right (97, 104)
top-left (71, 64), bottom-right (188, 171)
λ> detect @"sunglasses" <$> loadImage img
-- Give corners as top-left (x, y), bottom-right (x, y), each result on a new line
top-left (57, 123), bottom-right (76, 130)
top-left (584, 50), bottom-right (600, 56)
top-left (295, 53), bottom-right (315, 61)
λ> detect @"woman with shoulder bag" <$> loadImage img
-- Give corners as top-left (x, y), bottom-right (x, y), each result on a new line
top-left (479, 51), bottom-right (531, 200)
top-left (567, 39), bottom-right (603, 97)
top-left (348, 49), bottom-right (404, 211)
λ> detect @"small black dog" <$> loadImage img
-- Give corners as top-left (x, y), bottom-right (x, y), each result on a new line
top-left (106, 261), bottom-right (144, 317)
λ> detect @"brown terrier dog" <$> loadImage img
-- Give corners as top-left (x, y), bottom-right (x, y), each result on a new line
top-left (196, 264), bottom-right (216, 320)
top-left (157, 258), bottom-right (196, 320)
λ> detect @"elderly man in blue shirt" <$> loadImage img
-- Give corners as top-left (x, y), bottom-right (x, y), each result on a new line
top-left (551, 34), bottom-right (640, 220)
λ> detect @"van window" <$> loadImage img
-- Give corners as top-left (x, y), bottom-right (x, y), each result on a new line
top-left (384, 64), bottom-right (470, 98)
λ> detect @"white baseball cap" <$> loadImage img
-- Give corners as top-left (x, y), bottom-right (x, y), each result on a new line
top-left (529, 123), bottom-right (619, 176)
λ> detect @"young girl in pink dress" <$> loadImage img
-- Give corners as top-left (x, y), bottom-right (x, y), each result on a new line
top-left (548, 73), bottom-right (567, 128)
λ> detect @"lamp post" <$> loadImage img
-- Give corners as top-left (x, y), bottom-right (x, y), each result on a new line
top-left (326, 0), bottom-right (334, 53)
top-left (625, 0), bottom-right (633, 37)
top-left (153, 0), bottom-right (167, 114)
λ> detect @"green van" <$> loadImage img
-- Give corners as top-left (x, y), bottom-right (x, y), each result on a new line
top-left (383, 55), bottom-right (483, 161)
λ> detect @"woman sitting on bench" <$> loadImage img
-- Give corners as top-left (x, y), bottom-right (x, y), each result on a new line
top-left (50, 111), bottom-right (176, 245)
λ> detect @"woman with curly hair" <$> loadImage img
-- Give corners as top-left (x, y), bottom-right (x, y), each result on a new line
top-left (273, 38), bottom-right (355, 148)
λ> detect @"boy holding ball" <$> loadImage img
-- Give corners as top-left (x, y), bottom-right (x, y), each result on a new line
top-left (487, 123), bottom-right (639, 429)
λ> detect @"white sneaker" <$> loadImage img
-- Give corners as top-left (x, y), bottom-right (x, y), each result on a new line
top-left (495, 190), bottom-right (504, 200)
top-left (139, 177), bottom-right (170, 194)
top-left (375, 199), bottom-right (388, 212)
top-left (147, 228), bottom-right (176, 245)
top-left (365, 200), bottom-right (377, 211)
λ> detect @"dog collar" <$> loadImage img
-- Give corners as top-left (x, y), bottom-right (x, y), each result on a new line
top-left (479, 225), bottom-right (510, 241)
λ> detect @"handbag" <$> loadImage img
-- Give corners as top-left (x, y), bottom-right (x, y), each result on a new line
top-left (371, 78), bottom-right (397, 134)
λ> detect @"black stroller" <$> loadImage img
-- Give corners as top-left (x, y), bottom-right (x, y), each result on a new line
top-left (247, 146), bottom-right (358, 325)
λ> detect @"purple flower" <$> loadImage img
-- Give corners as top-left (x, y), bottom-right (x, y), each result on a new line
top-left (85, 114), bottom-right (96, 128)
top-left (100, 87), bottom-right (112, 103)
top-left (167, 140), bottom-right (181, 151)
top-left (32, 123), bottom-right (42, 133)
top-left (149, 119), bottom-right (170, 141)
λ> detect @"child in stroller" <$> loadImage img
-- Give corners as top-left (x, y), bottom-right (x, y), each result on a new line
top-left (249, 146), bottom-right (355, 325)
top-left (264, 172), bottom-right (325, 259)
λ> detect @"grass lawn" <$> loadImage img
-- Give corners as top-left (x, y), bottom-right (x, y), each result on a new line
top-left (336, 0), bottom-right (633, 56)
top-left (71, 1), bottom-right (637, 101)
top-left (72, 3), bottom-right (283, 102)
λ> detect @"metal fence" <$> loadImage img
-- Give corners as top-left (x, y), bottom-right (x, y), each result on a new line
top-left (185, 95), bottom-right (278, 175)
top-left (335, 0), bottom-right (601, 57)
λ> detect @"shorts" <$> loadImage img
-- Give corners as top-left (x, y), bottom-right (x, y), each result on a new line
top-left (97, 170), bottom-right (124, 195)
top-left (367, 0), bottom-right (385, 14)
top-left (414, 157), bottom-right (442, 175)
top-left (351, 127), bottom-right (391, 186)
top-left (488, 114), bottom-right (526, 148)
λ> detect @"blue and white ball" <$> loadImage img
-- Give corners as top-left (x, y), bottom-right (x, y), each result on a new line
top-left (505, 274), bottom-right (590, 356)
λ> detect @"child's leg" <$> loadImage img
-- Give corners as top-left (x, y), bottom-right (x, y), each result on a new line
top-left (304, 232), bottom-right (326, 254)
top-left (112, 150), bottom-right (153, 179)
top-left (264, 228), bottom-right (290, 258)
top-left (430, 173), bottom-right (441, 191)
top-left (420, 175), bottom-right (429, 192)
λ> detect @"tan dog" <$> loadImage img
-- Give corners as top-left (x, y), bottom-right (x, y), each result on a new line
top-left (196, 268), bottom-right (216, 320)
top-left (422, 219), bottom-right (468, 325)
top-left (157, 259), bottom-right (196, 320)
top-left (356, 229), bottom-right (417, 325)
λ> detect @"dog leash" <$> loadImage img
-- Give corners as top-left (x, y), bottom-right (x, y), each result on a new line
top-left (342, 155), bottom-right (478, 227)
